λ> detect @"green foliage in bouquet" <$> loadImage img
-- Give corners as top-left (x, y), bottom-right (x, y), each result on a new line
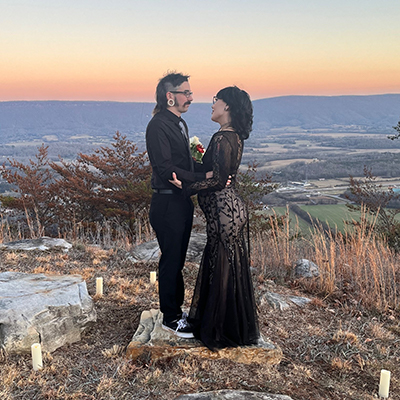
top-left (190, 136), bottom-right (205, 162)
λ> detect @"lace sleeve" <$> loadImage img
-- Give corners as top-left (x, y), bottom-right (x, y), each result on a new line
top-left (186, 134), bottom-right (233, 194)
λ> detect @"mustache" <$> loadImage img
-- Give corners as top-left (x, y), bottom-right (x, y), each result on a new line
top-left (184, 101), bottom-right (192, 106)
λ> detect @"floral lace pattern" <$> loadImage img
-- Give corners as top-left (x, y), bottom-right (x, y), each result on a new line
top-left (188, 130), bottom-right (259, 350)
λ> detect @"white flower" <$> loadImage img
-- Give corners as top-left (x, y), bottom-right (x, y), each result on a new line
top-left (190, 136), bottom-right (200, 145)
top-left (189, 136), bottom-right (205, 162)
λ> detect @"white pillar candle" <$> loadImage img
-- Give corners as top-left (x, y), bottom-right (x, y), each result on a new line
top-left (31, 343), bottom-right (43, 371)
top-left (96, 277), bottom-right (103, 296)
top-left (379, 369), bottom-right (391, 398)
top-left (150, 271), bottom-right (157, 284)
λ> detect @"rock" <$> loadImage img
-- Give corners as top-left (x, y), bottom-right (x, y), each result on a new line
top-left (126, 309), bottom-right (282, 365)
top-left (185, 232), bottom-right (207, 263)
top-left (0, 237), bottom-right (72, 252)
top-left (287, 295), bottom-right (312, 307)
top-left (175, 390), bottom-right (293, 400)
top-left (0, 272), bottom-right (96, 354)
top-left (261, 291), bottom-right (311, 311)
top-left (262, 292), bottom-right (291, 311)
top-left (127, 241), bottom-right (160, 263)
top-left (128, 232), bottom-right (206, 263)
top-left (293, 259), bottom-right (320, 278)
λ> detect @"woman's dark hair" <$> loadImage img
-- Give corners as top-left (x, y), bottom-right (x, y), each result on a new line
top-left (216, 86), bottom-right (253, 140)
top-left (153, 72), bottom-right (190, 115)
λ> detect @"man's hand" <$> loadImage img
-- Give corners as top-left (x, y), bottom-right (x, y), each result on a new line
top-left (169, 172), bottom-right (182, 189)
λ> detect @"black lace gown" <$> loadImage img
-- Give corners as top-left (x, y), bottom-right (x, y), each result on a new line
top-left (187, 130), bottom-right (259, 350)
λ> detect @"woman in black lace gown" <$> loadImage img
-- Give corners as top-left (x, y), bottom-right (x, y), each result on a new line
top-left (170, 86), bottom-right (259, 350)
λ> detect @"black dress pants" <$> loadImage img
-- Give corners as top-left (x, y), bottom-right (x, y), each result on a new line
top-left (149, 193), bottom-right (194, 323)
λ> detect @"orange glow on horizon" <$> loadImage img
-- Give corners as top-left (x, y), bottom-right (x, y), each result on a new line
top-left (1, 47), bottom-right (400, 102)
top-left (1, 68), bottom-right (399, 102)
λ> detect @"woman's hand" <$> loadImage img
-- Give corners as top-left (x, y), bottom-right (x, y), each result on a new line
top-left (169, 172), bottom-right (182, 189)
top-left (206, 171), bottom-right (213, 179)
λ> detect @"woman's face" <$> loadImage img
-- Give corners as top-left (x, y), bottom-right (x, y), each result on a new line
top-left (211, 96), bottom-right (230, 125)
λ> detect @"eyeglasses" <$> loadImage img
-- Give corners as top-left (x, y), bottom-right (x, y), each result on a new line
top-left (212, 96), bottom-right (219, 104)
top-left (170, 90), bottom-right (193, 98)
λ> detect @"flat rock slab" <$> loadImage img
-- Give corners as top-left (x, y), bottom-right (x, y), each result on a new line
top-left (261, 291), bottom-right (312, 311)
top-left (126, 309), bottom-right (282, 365)
top-left (0, 272), bottom-right (96, 354)
top-left (0, 237), bottom-right (72, 252)
top-left (128, 232), bottom-right (207, 263)
top-left (175, 390), bottom-right (293, 400)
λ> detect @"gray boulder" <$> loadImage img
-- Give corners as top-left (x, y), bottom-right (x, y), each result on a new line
top-left (293, 259), bottom-right (320, 278)
top-left (175, 390), bottom-right (293, 399)
top-left (0, 237), bottom-right (72, 252)
top-left (128, 232), bottom-right (207, 263)
top-left (0, 272), bottom-right (96, 354)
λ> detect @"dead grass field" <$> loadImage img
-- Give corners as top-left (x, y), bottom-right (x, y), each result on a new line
top-left (261, 159), bottom-right (314, 169)
top-left (1, 235), bottom-right (400, 399)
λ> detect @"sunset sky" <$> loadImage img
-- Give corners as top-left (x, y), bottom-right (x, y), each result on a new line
top-left (1, 0), bottom-right (400, 102)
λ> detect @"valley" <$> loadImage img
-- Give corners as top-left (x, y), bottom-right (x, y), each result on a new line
top-left (1, 97), bottom-right (399, 232)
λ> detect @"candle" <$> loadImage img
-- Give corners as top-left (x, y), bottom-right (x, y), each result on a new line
top-left (150, 271), bottom-right (157, 284)
top-left (379, 369), bottom-right (391, 398)
top-left (31, 343), bottom-right (43, 371)
top-left (96, 277), bottom-right (103, 296)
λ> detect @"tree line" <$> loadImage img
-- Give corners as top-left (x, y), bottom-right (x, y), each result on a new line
top-left (0, 133), bottom-right (152, 241)
top-left (0, 133), bottom-right (274, 242)
top-left (2, 121), bottom-right (398, 248)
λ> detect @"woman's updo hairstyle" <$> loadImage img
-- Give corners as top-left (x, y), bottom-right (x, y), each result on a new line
top-left (216, 86), bottom-right (253, 140)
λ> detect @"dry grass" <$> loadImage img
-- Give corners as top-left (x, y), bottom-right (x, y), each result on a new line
top-left (252, 210), bottom-right (400, 314)
top-left (1, 216), bottom-right (400, 399)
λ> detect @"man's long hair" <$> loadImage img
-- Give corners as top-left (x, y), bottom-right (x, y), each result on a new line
top-left (153, 72), bottom-right (190, 115)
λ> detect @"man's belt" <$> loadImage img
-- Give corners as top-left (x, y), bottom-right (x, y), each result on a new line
top-left (153, 189), bottom-right (175, 194)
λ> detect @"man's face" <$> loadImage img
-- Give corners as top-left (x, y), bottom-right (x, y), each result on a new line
top-left (172, 81), bottom-right (193, 114)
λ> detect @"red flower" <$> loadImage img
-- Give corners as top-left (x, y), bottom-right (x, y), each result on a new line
top-left (196, 144), bottom-right (205, 153)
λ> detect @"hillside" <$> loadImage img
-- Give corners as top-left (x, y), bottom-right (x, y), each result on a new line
top-left (252, 93), bottom-right (400, 133)
top-left (1, 241), bottom-right (400, 399)
top-left (0, 94), bottom-right (399, 146)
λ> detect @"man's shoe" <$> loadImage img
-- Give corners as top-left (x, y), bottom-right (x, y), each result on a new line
top-left (162, 318), bottom-right (194, 338)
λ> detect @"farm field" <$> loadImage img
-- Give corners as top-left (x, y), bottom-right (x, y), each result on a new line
top-left (264, 206), bottom-right (311, 233)
top-left (270, 203), bottom-right (400, 234)
top-left (270, 204), bottom-right (360, 233)
top-left (300, 204), bottom-right (360, 231)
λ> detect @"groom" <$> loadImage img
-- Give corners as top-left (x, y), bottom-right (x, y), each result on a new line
top-left (146, 72), bottom-right (205, 338)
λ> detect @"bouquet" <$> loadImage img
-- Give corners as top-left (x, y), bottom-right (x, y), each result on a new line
top-left (190, 136), bottom-right (205, 162)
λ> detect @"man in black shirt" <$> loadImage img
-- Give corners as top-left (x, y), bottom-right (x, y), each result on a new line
top-left (146, 72), bottom-right (205, 338)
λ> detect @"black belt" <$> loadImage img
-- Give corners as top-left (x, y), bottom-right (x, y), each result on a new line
top-left (153, 189), bottom-right (175, 195)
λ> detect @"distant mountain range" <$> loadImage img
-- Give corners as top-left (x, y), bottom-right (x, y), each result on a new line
top-left (0, 94), bottom-right (399, 145)
top-left (252, 94), bottom-right (400, 133)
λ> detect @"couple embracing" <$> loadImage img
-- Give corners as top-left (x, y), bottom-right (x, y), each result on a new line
top-left (146, 72), bottom-right (259, 351)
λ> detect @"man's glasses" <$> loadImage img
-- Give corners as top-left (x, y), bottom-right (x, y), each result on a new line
top-left (170, 90), bottom-right (193, 98)
top-left (212, 96), bottom-right (219, 104)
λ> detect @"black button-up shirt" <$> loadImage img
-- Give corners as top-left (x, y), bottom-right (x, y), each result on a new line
top-left (146, 109), bottom-right (205, 190)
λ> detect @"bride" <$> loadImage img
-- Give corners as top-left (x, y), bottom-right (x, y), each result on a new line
top-left (170, 86), bottom-right (259, 350)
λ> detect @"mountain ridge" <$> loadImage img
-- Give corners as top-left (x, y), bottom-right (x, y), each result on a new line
top-left (0, 94), bottom-right (399, 144)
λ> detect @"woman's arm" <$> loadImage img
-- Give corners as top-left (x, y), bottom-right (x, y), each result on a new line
top-left (185, 134), bottom-right (233, 194)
